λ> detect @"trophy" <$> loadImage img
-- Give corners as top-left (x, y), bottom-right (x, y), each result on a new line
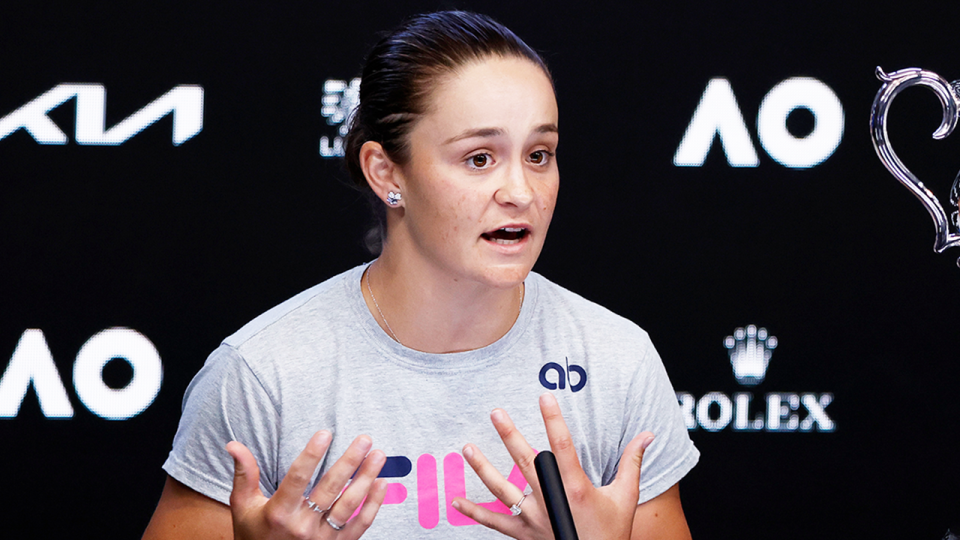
top-left (870, 67), bottom-right (960, 265)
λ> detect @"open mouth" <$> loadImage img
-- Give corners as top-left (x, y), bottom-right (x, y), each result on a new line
top-left (481, 227), bottom-right (529, 245)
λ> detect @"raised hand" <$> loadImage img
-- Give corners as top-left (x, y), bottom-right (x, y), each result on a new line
top-left (452, 393), bottom-right (654, 540)
top-left (227, 431), bottom-right (387, 540)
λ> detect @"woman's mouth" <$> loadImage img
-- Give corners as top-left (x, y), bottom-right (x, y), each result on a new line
top-left (481, 227), bottom-right (529, 245)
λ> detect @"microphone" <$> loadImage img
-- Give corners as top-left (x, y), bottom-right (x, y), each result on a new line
top-left (534, 451), bottom-right (579, 540)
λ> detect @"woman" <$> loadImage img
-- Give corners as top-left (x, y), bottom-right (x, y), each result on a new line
top-left (142, 11), bottom-right (697, 540)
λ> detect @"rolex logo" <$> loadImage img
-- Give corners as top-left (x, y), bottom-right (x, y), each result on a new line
top-left (725, 325), bottom-right (777, 386)
top-left (676, 323), bottom-right (835, 433)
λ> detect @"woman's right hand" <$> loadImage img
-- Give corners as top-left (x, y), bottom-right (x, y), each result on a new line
top-left (226, 431), bottom-right (387, 540)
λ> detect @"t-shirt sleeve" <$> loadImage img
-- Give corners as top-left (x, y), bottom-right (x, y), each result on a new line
top-left (162, 344), bottom-right (281, 505)
top-left (621, 337), bottom-right (699, 504)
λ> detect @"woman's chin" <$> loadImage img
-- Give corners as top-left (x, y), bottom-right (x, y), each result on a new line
top-left (475, 263), bottom-right (534, 290)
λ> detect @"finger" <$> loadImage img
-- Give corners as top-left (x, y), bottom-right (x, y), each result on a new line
top-left (609, 432), bottom-right (654, 500)
top-left (462, 443), bottom-right (530, 506)
top-left (226, 440), bottom-right (263, 513)
top-left (340, 478), bottom-right (388, 538)
top-left (450, 497), bottom-right (524, 539)
top-left (309, 434), bottom-right (373, 508)
top-left (489, 408), bottom-right (542, 498)
top-left (273, 430), bottom-right (333, 509)
top-left (324, 449), bottom-right (386, 527)
top-left (539, 393), bottom-right (590, 487)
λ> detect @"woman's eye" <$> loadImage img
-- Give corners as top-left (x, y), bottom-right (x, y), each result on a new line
top-left (529, 150), bottom-right (551, 165)
top-left (468, 154), bottom-right (490, 169)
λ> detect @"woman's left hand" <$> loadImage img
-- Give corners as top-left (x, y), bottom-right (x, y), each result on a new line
top-left (452, 392), bottom-right (654, 540)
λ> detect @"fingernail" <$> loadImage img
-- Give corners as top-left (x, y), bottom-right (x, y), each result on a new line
top-left (451, 500), bottom-right (461, 510)
top-left (641, 435), bottom-right (655, 450)
top-left (540, 392), bottom-right (556, 406)
top-left (316, 430), bottom-right (332, 445)
top-left (491, 409), bottom-right (504, 423)
top-left (366, 449), bottom-right (385, 464)
top-left (463, 445), bottom-right (474, 459)
top-left (357, 435), bottom-right (373, 452)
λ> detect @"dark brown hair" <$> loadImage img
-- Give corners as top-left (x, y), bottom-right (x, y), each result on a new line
top-left (344, 11), bottom-right (552, 251)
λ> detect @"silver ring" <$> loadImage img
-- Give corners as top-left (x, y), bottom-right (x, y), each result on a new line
top-left (325, 515), bottom-right (345, 531)
top-left (305, 497), bottom-right (324, 514)
top-left (510, 494), bottom-right (526, 517)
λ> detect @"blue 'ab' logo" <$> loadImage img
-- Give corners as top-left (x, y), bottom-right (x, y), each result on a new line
top-left (539, 357), bottom-right (587, 392)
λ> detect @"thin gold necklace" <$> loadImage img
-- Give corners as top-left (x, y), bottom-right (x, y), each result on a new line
top-left (366, 266), bottom-right (401, 344)
top-left (365, 265), bottom-right (524, 347)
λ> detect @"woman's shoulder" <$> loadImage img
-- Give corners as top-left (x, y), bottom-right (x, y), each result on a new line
top-left (527, 272), bottom-right (650, 332)
top-left (182, 266), bottom-right (369, 419)
top-left (222, 264), bottom-right (367, 354)
top-left (526, 271), bottom-right (654, 347)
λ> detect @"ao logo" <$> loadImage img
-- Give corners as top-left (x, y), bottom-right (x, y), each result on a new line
top-left (0, 84), bottom-right (204, 145)
top-left (676, 325), bottom-right (835, 432)
top-left (674, 77), bottom-right (844, 168)
top-left (0, 328), bottom-right (162, 420)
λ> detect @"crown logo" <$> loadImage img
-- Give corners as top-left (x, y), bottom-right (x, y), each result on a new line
top-left (724, 325), bottom-right (777, 386)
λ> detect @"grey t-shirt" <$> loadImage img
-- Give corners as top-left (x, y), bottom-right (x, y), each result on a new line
top-left (163, 263), bottom-right (698, 538)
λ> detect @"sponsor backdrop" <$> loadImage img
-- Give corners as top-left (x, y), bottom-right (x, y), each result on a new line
top-left (2, 1), bottom-right (959, 538)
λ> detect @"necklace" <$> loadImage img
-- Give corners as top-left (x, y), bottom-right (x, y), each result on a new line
top-left (365, 265), bottom-right (525, 347)
top-left (367, 266), bottom-right (401, 344)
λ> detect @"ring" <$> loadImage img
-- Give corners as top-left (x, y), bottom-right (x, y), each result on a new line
top-left (510, 494), bottom-right (526, 517)
top-left (305, 497), bottom-right (324, 514)
top-left (325, 516), bottom-right (345, 531)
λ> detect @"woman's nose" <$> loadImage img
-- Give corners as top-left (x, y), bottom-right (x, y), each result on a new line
top-left (494, 161), bottom-right (534, 208)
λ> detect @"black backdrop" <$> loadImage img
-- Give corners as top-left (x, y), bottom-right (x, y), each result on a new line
top-left (2, 2), bottom-right (959, 538)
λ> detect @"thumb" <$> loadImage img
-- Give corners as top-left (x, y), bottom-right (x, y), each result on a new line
top-left (227, 440), bottom-right (263, 511)
top-left (610, 432), bottom-right (654, 501)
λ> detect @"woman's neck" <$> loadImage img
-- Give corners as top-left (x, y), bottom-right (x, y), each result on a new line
top-left (361, 250), bottom-right (525, 354)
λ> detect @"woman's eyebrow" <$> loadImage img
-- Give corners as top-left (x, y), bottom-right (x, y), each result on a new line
top-left (443, 123), bottom-right (558, 145)
top-left (443, 127), bottom-right (504, 145)
top-left (535, 123), bottom-right (558, 134)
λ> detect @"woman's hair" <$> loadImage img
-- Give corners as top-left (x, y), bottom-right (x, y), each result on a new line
top-left (344, 11), bottom-right (552, 252)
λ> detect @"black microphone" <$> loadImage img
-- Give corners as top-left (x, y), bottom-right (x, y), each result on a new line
top-left (534, 450), bottom-right (579, 540)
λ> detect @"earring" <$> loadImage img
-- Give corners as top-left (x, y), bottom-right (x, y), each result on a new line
top-left (386, 191), bottom-right (402, 206)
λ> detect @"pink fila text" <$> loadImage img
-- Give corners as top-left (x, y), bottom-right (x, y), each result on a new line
top-left (352, 452), bottom-right (528, 529)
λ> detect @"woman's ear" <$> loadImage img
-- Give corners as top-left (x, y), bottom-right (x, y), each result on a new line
top-left (359, 141), bottom-right (403, 207)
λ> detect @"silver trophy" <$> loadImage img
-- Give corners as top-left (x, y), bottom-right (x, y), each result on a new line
top-left (870, 67), bottom-right (960, 265)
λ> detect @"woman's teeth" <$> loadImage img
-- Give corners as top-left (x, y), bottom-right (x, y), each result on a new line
top-left (483, 227), bottom-right (527, 244)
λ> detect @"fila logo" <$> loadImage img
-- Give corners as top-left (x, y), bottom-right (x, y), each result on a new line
top-left (539, 357), bottom-right (586, 392)
top-left (370, 453), bottom-right (528, 529)
top-left (0, 84), bottom-right (204, 146)
top-left (676, 324), bottom-right (835, 433)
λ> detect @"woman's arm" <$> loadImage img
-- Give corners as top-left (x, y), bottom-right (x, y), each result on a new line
top-left (142, 476), bottom-right (233, 540)
top-left (631, 484), bottom-right (692, 540)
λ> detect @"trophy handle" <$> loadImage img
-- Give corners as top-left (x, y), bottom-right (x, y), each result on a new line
top-left (870, 66), bottom-right (960, 253)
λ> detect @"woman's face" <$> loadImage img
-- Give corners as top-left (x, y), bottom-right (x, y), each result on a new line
top-left (395, 55), bottom-right (559, 290)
